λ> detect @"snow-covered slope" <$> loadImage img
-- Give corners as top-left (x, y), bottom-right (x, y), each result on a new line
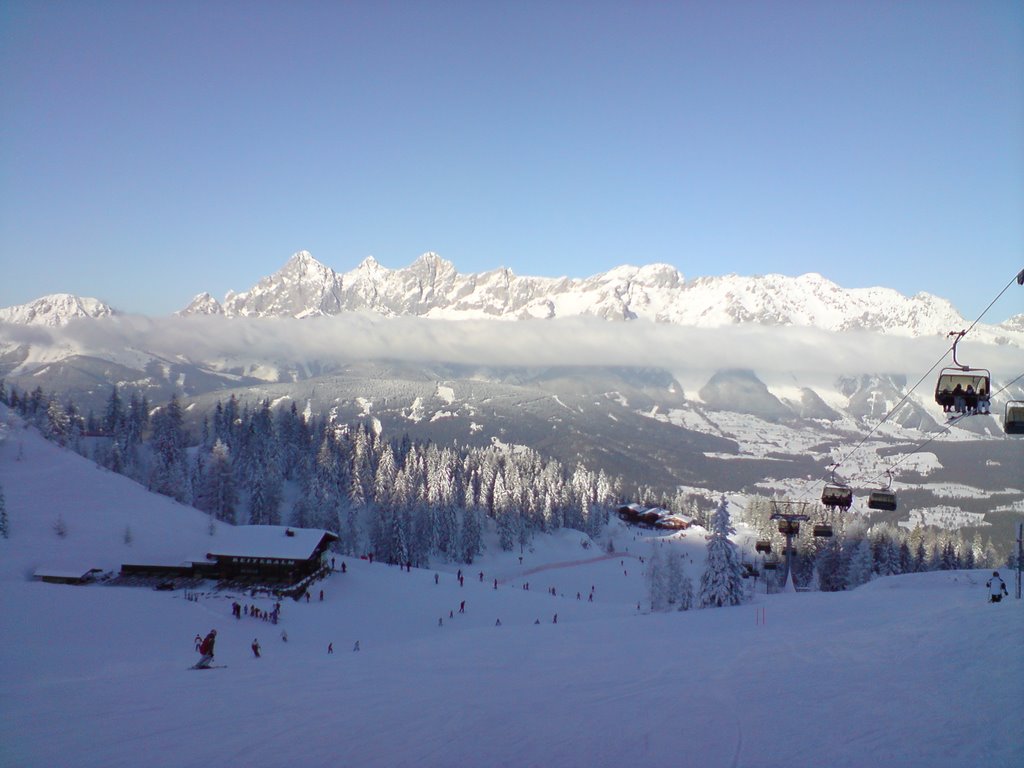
top-left (176, 250), bottom-right (978, 337)
top-left (0, 405), bottom-right (1020, 768)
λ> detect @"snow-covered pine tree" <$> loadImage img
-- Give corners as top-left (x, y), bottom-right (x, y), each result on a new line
top-left (123, 391), bottom-right (148, 477)
top-left (493, 470), bottom-right (518, 552)
top-left (815, 538), bottom-right (845, 591)
top-left (0, 480), bottom-right (9, 538)
top-left (148, 394), bottom-right (189, 503)
top-left (698, 497), bottom-right (746, 608)
top-left (45, 397), bottom-right (71, 446)
top-left (646, 545), bottom-right (668, 611)
top-left (195, 439), bottom-right (237, 523)
top-left (666, 552), bottom-right (694, 611)
top-left (460, 504), bottom-right (483, 564)
top-left (844, 538), bottom-right (874, 589)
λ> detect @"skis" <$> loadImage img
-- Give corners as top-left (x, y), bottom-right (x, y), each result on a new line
top-left (189, 664), bottom-right (227, 670)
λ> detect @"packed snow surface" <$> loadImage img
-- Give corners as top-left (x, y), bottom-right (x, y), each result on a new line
top-left (1, 410), bottom-right (1021, 768)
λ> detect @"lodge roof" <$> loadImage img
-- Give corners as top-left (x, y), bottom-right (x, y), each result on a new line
top-left (200, 526), bottom-right (338, 562)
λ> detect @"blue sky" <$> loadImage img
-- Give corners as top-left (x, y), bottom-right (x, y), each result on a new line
top-left (1, 1), bottom-right (1021, 320)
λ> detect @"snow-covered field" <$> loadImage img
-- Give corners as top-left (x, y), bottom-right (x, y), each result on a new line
top-left (1, 410), bottom-right (1021, 768)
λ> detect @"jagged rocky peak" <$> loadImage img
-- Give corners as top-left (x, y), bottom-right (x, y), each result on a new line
top-left (0, 293), bottom-right (116, 326)
top-left (164, 249), bottom-right (1011, 341)
top-left (179, 292), bottom-right (223, 316)
top-left (219, 250), bottom-right (344, 318)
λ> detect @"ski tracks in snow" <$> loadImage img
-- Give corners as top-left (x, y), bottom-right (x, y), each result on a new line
top-left (497, 552), bottom-right (641, 585)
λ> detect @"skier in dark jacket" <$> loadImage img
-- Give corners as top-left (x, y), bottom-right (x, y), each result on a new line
top-left (195, 629), bottom-right (217, 668)
top-left (987, 571), bottom-right (1009, 603)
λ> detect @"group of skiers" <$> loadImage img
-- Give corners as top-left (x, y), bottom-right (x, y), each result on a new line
top-left (193, 570), bottom-right (1014, 668)
top-left (232, 601), bottom-right (282, 623)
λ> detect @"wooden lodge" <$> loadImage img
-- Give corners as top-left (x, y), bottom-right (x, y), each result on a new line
top-left (616, 504), bottom-right (694, 530)
top-left (121, 526), bottom-right (338, 585)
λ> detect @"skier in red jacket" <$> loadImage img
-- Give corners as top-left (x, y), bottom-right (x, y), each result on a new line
top-left (195, 629), bottom-right (217, 668)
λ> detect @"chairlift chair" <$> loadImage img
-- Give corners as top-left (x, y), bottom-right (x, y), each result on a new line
top-left (763, 558), bottom-right (779, 571)
top-left (1005, 401), bottom-right (1024, 435)
top-left (935, 331), bottom-right (991, 415)
top-left (755, 540), bottom-right (772, 554)
top-left (868, 489), bottom-right (898, 512)
top-left (821, 484), bottom-right (853, 511)
top-left (867, 470), bottom-right (898, 512)
top-left (812, 523), bottom-right (833, 538)
top-left (777, 519), bottom-right (801, 536)
top-left (935, 369), bottom-right (991, 412)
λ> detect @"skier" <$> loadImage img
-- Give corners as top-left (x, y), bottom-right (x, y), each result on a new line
top-left (328, 642), bottom-right (333, 654)
top-left (251, 638), bottom-right (261, 658)
top-left (353, 640), bottom-right (360, 652)
top-left (987, 571), bottom-right (1009, 603)
top-left (195, 629), bottom-right (217, 669)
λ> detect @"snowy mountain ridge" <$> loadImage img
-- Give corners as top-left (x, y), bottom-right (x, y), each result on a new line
top-left (174, 250), bottom-right (985, 338)
top-left (0, 293), bottom-right (117, 327)
top-left (3, 251), bottom-right (1018, 342)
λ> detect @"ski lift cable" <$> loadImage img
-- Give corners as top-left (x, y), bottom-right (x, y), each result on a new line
top-left (988, 370), bottom-right (1024, 400)
top-left (775, 269), bottom-right (1020, 508)
top-left (831, 267), bottom-right (1023, 476)
top-left (853, 370), bottom-right (1024, 489)
top-left (805, 268), bottom-right (1022, 503)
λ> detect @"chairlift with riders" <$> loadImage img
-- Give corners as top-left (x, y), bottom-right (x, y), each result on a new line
top-left (820, 466), bottom-right (853, 511)
top-left (935, 331), bottom-right (990, 416)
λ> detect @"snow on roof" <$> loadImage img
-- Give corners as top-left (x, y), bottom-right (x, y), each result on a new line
top-left (33, 567), bottom-right (102, 579)
top-left (199, 526), bottom-right (337, 562)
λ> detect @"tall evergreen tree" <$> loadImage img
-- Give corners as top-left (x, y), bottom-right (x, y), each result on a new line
top-left (45, 397), bottom-right (71, 446)
top-left (149, 394), bottom-right (189, 503)
top-left (460, 505), bottom-right (483, 564)
top-left (698, 497), bottom-right (746, 608)
top-left (845, 539), bottom-right (874, 589)
top-left (195, 439), bottom-right (237, 523)
top-left (666, 551), bottom-right (694, 611)
top-left (0, 480), bottom-right (9, 539)
top-left (647, 545), bottom-right (669, 612)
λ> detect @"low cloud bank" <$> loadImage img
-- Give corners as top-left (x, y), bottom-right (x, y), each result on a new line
top-left (6, 313), bottom-right (1024, 384)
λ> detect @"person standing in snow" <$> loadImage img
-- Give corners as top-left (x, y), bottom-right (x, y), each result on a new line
top-left (251, 638), bottom-right (261, 658)
top-left (195, 629), bottom-right (217, 668)
top-left (987, 571), bottom-right (1009, 603)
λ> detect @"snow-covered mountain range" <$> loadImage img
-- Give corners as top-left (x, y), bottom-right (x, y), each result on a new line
top-left (0, 293), bottom-right (117, 327)
top-left (3, 251), bottom-right (1020, 342)
top-left (174, 250), bottom-right (997, 338)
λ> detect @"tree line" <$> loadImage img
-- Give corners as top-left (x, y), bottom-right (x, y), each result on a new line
top-left (0, 382), bottom-right (622, 566)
